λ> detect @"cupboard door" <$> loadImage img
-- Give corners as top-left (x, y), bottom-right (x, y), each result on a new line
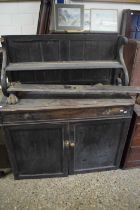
top-left (69, 118), bottom-right (131, 174)
top-left (4, 123), bottom-right (68, 179)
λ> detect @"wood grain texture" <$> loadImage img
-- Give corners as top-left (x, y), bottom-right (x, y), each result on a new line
top-left (121, 104), bottom-right (140, 169)
top-left (69, 118), bottom-right (131, 174)
top-left (7, 84), bottom-right (140, 95)
top-left (2, 99), bottom-right (133, 179)
top-left (6, 61), bottom-right (123, 71)
top-left (1, 98), bottom-right (134, 110)
top-left (2, 33), bottom-right (124, 87)
top-left (124, 40), bottom-right (140, 86)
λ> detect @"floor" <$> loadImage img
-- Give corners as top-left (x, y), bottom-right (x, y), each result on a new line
top-left (0, 169), bottom-right (140, 210)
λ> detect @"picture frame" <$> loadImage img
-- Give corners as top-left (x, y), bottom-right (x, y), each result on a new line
top-left (90, 9), bottom-right (118, 32)
top-left (84, 9), bottom-right (91, 31)
top-left (71, 0), bottom-right (140, 3)
top-left (55, 4), bottom-right (84, 31)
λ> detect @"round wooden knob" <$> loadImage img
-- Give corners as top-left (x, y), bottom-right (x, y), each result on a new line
top-left (70, 142), bottom-right (75, 147)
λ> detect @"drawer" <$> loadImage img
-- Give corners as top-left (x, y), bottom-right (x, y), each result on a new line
top-left (2, 106), bottom-right (132, 124)
top-left (127, 147), bottom-right (140, 162)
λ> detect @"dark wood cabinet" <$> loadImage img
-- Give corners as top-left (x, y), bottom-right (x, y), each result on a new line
top-left (121, 105), bottom-right (140, 168)
top-left (0, 31), bottom-right (137, 179)
top-left (1, 97), bottom-right (133, 179)
top-left (121, 9), bottom-right (140, 40)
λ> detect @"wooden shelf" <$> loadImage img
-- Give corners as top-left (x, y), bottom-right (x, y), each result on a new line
top-left (7, 84), bottom-right (140, 95)
top-left (6, 61), bottom-right (123, 71)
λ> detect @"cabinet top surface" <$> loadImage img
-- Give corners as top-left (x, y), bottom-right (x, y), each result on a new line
top-left (0, 97), bottom-right (134, 112)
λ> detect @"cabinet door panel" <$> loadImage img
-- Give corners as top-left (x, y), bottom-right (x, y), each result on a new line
top-left (4, 123), bottom-right (68, 179)
top-left (69, 118), bottom-right (131, 174)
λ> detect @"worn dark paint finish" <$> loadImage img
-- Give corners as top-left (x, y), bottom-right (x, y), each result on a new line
top-left (0, 144), bottom-right (10, 169)
top-left (7, 69), bottom-right (121, 85)
top-left (0, 32), bottom-right (132, 178)
top-left (4, 123), bottom-right (68, 179)
top-left (2, 33), bottom-right (123, 85)
top-left (69, 118), bottom-right (131, 174)
top-left (1, 97), bottom-right (133, 179)
top-left (0, 107), bottom-right (10, 170)
top-left (3, 33), bottom-right (118, 63)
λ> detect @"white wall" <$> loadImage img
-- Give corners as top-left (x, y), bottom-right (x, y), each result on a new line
top-left (0, 1), bottom-right (140, 36)
top-left (0, 1), bottom-right (40, 35)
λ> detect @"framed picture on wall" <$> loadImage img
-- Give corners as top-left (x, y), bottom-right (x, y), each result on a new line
top-left (71, 0), bottom-right (140, 3)
top-left (55, 4), bottom-right (84, 31)
top-left (90, 9), bottom-right (118, 32)
top-left (84, 9), bottom-right (91, 31)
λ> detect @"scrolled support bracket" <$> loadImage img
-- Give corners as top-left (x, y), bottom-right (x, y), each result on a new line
top-left (117, 36), bottom-right (129, 86)
top-left (0, 47), bottom-right (9, 97)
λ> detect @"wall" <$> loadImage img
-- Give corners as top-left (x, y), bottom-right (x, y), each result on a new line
top-left (0, 1), bottom-right (140, 36)
top-left (0, 1), bottom-right (40, 35)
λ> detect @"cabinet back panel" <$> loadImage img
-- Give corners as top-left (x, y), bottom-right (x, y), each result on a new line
top-left (3, 33), bottom-right (118, 63)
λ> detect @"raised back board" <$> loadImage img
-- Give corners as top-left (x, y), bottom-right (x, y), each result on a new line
top-left (2, 33), bottom-right (121, 85)
top-left (3, 33), bottom-right (119, 63)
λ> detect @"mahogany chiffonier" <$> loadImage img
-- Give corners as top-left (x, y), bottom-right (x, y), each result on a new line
top-left (0, 96), bottom-right (134, 179)
top-left (1, 33), bottom-right (140, 179)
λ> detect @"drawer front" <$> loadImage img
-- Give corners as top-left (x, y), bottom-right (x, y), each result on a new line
top-left (2, 106), bottom-right (132, 124)
top-left (127, 147), bottom-right (140, 162)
